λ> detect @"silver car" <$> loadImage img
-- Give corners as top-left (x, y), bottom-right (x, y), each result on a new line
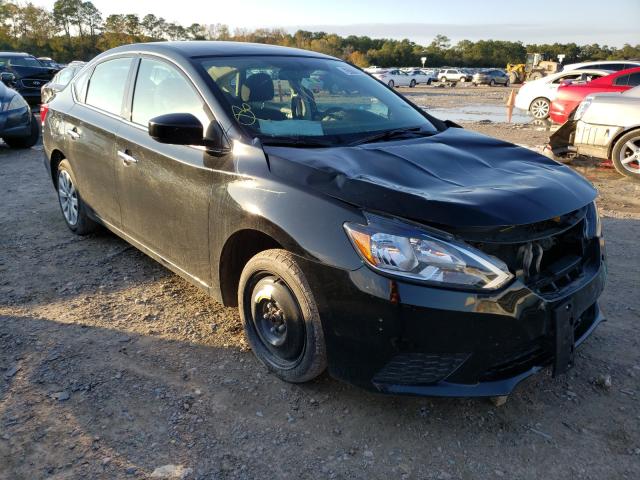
top-left (472, 69), bottom-right (510, 87)
top-left (547, 85), bottom-right (640, 180)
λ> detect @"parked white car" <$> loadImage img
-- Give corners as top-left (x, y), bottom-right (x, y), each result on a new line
top-left (371, 69), bottom-right (413, 88)
top-left (405, 69), bottom-right (435, 85)
top-left (515, 69), bottom-right (612, 119)
top-left (562, 60), bottom-right (640, 72)
top-left (437, 68), bottom-right (472, 83)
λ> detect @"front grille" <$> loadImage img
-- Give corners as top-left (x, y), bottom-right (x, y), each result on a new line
top-left (20, 78), bottom-right (47, 89)
top-left (373, 352), bottom-right (468, 386)
top-left (470, 210), bottom-right (599, 298)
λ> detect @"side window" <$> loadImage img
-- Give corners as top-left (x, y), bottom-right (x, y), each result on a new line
top-left (57, 68), bottom-right (75, 86)
top-left (85, 57), bottom-right (132, 115)
top-left (553, 73), bottom-right (580, 84)
top-left (628, 72), bottom-right (640, 86)
top-left (131, 58), bottom-right (210, 128)
top-left (72, 68), bottom-right (91, 102)
top-left (614, 74), bottom-right (630, 86)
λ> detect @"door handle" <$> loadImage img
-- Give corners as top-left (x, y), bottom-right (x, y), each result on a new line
top-left (68, 128), bottom-right (80, 140)
top-left (117, 150), bottom-right (138, 165)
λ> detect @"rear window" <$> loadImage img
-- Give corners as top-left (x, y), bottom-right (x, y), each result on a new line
top-left (85, 57), bottom-right (132, 115)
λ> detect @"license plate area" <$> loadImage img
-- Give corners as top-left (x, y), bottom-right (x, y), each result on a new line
top-left (553, 302), bottom-right (576, 377)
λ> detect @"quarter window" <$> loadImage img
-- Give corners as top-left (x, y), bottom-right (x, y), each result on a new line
top-left (131, 58), bottom-right (209, 127)
top-left (614, 74), bottom-right (630, 86)
top-left (628, 72), bottom-right (640, 86)
top-left (85, 57), bottom-right (133, 115)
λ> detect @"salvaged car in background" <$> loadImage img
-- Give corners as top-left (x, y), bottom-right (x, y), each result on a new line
top-left (515, 69), bottom-right (612, 119)
top-left (546, 86), bottom-right (640, 180)
top-left (550, 67), bottom-right (640, 124)
top-left (471, 69), bottom-right (509, 87)
top-left (43, 41), bottom-right (605, 398)
top-left (0, 79), bottom-right (39, 148)
top-left (371, 68), bottom-right (413, 88)
top-left (438, 68), bottom-right (472, 83)
top-left (0, 52), bottom-right (56, 104)
top-left (41, 62), bottom-right (85, 103)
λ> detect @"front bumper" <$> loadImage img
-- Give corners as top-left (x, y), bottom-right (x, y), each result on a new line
top-left (300, 248), bottom-right (606, 397)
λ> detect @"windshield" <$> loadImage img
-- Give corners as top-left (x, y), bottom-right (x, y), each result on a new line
top-left (8, 56), bottom-right (43, 68)
top-left (199, 56), bottom-right (437, 144)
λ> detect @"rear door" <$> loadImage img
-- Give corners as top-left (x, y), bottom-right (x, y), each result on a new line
top-left (114, 56), bottom-right (216, 286)
top-left (64, 56), bottom-right (134, 228)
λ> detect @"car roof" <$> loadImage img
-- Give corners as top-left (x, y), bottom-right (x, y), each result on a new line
top-left (99, 41), bottom-right (336, 61)
top-left (563, 60), bottom-right (640, 70)
top-left (0, 52), bottom-right (32, 57)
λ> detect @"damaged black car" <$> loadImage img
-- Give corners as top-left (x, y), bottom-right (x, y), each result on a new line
top-left (42, 42), bottom-right (606, 397)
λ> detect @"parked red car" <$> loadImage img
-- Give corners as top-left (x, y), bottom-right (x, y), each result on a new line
top-left (549, 67), bottom-right (640, 124)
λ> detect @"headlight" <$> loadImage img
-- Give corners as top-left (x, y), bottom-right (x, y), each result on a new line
top-left (574, 97), bottom-right (592, 120)
top-left (344, 213), bottom-right (513, 290)
top-left (584, 201), bottom-right (602, 238)
top-left (7, 94), bottom-right (28, 111)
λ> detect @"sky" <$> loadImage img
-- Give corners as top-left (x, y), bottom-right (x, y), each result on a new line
top-left (32, 0), bottom-right (640, 47)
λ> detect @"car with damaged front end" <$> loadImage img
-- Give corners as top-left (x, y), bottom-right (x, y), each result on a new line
top-left (42, 41), bottom-right (606, 398)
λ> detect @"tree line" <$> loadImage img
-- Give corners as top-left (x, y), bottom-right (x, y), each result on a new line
top-left (1, 0), bottom-right (639, 68)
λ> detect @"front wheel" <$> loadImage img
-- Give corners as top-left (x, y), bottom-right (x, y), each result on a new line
top-left (489, 79), bottom-right (496, 87)
top-left (529, 97), bottom-right (550, 119)
top-left (611, 130), bottom-right (640, 180)
top-left (238, 249), bottom-right (327, 383)
top-left (387, 80), bottom-right (395, 88)
top-left (409, 79), bottom-right (416, 88)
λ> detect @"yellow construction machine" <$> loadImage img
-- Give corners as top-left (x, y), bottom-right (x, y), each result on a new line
top-left (506, 53), bottom-right (560, 84)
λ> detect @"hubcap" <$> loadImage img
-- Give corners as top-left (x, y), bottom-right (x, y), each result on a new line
top-left (57, 170), bottom-right (79, 226)
top-left (531, 99), bottom-right (549, 119)
top-left (619, 137), bottom-right (640, 175)
top-left (248, 275), bottom-right (306, 367)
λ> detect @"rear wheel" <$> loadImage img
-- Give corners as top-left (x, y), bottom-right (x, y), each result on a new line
top-left (508, 71), bottom-right (519, 84)
top-left (489, 79), bottom-right (496, 87)
top-left (3, 119), bottom-right (39, 148)
top-left (440, 76), bottom-right (447, 83)
top-left (56, 159), bottom-right (98, 234)
top-left (387, 80), bottom-right (394, 88)
top-left (611, 130), bottom-right (640, 180)
top-left (238, 249), bottom-right (327, 383)
top-left (529, 97), bottom-right (550, 119)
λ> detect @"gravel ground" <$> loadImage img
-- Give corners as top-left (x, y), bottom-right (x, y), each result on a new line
top-left (1, 87), bottom-right (640, 480)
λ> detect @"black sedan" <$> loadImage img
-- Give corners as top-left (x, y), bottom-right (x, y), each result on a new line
top-left (0, 52), bottom-right (56, 104)
top-left (42, 42), bottom-right (605, 398)
top-left (0, 79), bottom-right (39, 148)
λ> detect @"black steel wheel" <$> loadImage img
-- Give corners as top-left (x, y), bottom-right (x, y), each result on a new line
top-left (238, 249), bottom-right (326, 383)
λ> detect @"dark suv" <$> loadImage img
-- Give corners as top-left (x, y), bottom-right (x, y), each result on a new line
top-left (42, 42), bottom-right (606, 398)
top-left (0, 52), bottom-right (56, 104)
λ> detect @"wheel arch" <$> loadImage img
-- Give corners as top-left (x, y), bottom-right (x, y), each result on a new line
top-left (607, 125), bottom-right (640, 159)
top-left (49, 149), bottom-right (66, 187)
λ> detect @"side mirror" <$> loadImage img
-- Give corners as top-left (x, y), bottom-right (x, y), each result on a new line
top-left (149, 113), bottom-right (204, 145)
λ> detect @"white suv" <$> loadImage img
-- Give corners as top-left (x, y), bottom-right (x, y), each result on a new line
top-left (438, 68), bottom-right (472, 83)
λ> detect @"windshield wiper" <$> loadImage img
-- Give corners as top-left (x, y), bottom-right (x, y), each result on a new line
top-left (348, 127), bottom-right (435, 146)
top-left (259, 136), bottom-right (334, 148)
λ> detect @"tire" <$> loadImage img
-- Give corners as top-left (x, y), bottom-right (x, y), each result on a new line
top-left (387, 80), bottom-right (394, 88)
top-left (409, 79), bottom-right (416, 88)
top-left (508, 71), bottom-right (519, 84)
top-left (611, 130), bottom-right (640, 180)
top-left (3, 118), bottom-right (39, 149)
top-left (427, 78), bottom-right (432, 86)
top-left (440, 76), bottom-right (447, 83)
top-left (56, 159), bottom-right (98, 235)
top-left (529, 72), bottom-right (543, 81)
top-left (238, 249), bottom-right (327, 383)
top-left (459, 77), bottom-right (466, 83)
top-left (529, 97), bottom-right (550, 119)
top-left (489, 79), bottom-right (496, 87)
top-left (504, 80), bottom-right (510, 87)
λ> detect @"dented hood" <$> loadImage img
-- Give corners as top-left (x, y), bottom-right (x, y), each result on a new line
top-left (264, 128), bottom-right (596, 228)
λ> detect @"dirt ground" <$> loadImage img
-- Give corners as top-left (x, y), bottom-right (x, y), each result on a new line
top-left (1, 86), bottom-right (639, 480)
